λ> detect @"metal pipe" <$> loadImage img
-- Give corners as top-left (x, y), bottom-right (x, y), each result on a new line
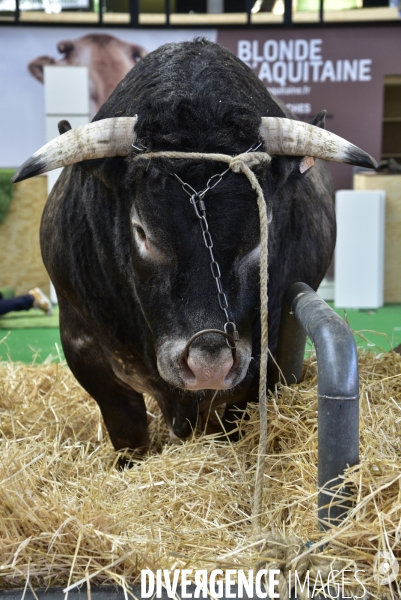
top-left (0, 584), bottom-right (256, 599)
top-left (284, 0), bottom-right (292, 26)
top-left (129, 0), bottom-right (139, 26)
top-left (275, 282), bottom-right (359, 529)
top-left (165, 0), bottom-right (170, 25)
top-left (319, 0), bottom-right (324, 23)
top-left (98, 0), bottom-right (103, 25)
top-left (246, 0), bottom-right (252, 25)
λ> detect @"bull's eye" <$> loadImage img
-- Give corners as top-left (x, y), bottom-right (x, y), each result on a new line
top-left (135, 225), bottom-right (146, 241)
top-left (133, 222), bottom-right (152, 256)
top-left (132, 220), bottom-right (168, 262)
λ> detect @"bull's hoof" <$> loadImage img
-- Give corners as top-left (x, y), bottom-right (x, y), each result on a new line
top-left (201, 403), bottom-right (249, 442)
top-left (116, 446), bottom-right (148, 470)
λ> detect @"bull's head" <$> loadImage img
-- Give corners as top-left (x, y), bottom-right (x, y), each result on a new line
top-left (13, 116), bottom-right (376, 432)
top-left (12, 115), bottom-right (376, 184)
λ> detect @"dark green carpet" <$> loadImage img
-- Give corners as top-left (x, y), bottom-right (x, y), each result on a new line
top-left (0, 303), bottom-right (400, 364)
top-left (328, 303), bottom-right (401, 352)
top-left (0, 328), bottom-right (64, 363)
top-left (0, 306), bottom-right (62, 363)
top-left (0, 307), bottom-right (59, 329)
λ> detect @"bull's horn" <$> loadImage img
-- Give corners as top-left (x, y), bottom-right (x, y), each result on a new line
top-left (12, 116), bottom-right (137, 183)
top-left (259, 117), bottom-right (377, 169)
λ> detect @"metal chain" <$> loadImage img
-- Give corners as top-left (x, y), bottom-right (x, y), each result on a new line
top-left (173, 141), bottom-right (262, 349)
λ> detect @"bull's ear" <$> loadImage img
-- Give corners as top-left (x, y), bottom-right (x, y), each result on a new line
top-left (131, 44), bottom-right (147, 62)
top-left (297, 110), bottom-right (327, 174)
top-left (311, 110), bottom-right (327, 130)
top-left (57, 40), bottom-right (74, 55)
top-left (58, 120), bottom-right (72, 135)
top-left (79, 156), bottom-right (127, 189)
top-left (299, 156), bottom-right (315, 174)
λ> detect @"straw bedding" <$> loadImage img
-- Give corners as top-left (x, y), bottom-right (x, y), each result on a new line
top-left (0, 349), bottom-right (400, 598)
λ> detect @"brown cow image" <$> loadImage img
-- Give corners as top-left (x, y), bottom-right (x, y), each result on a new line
top-left (28, 33), bottom-right (147, 117)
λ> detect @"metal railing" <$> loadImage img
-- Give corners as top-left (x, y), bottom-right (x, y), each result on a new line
top-left (273, 282), bottom-right (359, 529)
top-left (1, 0), bottom-right (401, 28)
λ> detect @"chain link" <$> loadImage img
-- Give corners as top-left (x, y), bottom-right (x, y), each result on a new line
top-left (189, 191), bottom-right (238, 349)
top-left (173, 141), bottom-right (262, 350)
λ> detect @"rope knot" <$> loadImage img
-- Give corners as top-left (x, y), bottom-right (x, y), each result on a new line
top-left (133, 146), bottom-right (271, 539)
top-left (255, 534), bottom-right (347, 600)
top-left (255, 534), bottom-right (309, 600)
top-left (229, 152), bottom-right (271, 174)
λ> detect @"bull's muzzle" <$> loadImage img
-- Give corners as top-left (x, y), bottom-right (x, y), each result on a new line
top-left (182, 328), bottom-right (237, 361)
top-left (181, 328), bottom-right (238, 391)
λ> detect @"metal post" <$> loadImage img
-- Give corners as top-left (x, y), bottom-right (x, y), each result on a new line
top-left (284, 0), bottom-right (292, 26)
top-left (98, 0), bottom-right (103, 25)
top-left (274, 303), bottom-right (307, 385)
top-left (319, 0), bottom-right (324, 23)
top-left (165, 0), bottom-right (170, 25)
top-left (246, 0), bottom-right (251, 25)
top-left (14, 0), bottom-right (20, 23)
top-left (129, 0), bottom-right (139, 26)
top-left (275, 282), bottom-right (359, 530)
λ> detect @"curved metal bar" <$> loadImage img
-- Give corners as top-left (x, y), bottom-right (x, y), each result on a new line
top-left (274, 282), bottom-right (359, 530)
top-left (182, 329), bottom-right (236, 361)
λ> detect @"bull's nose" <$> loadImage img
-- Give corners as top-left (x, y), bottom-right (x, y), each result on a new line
top-left (182, 350), bottom-right (235, 390)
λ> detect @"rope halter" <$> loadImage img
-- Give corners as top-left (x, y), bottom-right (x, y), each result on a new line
top-left (132, 147), bottom-right (271, 533)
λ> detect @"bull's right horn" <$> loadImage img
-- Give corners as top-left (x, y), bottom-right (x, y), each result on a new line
top-left (259, 117), bottom-right (377, 169)
top-left (12, 116), bottom-right (137, 183)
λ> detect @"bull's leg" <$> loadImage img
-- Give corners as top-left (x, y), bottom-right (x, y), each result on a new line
top-left (206, 374), bottom-right (258, 440)
top-left (58, 299), bottom-right (148, 454)
top-left (221, 399), bottom-right (249, 440)
top-left (153, 389), bottom-right (200, 441)
top-left (199, 398), bottom-right (249, 440)
top-left (202, 372), bottom-right (259, 442)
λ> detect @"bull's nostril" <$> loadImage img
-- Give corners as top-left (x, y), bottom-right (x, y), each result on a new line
top-left (180, 356), bottom-right (197, 383)
top-left (231, 355), bottom-right (239, 372)
top-left (224, 358), bottom-right (237, 384)
top-left (184, 353), bottom-right (235, 390)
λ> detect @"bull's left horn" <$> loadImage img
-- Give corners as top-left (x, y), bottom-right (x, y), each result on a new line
top-left (12, 116), bottom-right (138, 183)
top-left (259, 117), bottom-right (377, 169)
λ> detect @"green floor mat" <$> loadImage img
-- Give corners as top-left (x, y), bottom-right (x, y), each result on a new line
top-left (1, 303), bottom-right (401, 365)
top-left (329, 303), bottom-right (401, 352)
top-left (0, 307), bottom-right (59, 329)
top-left (0, 328), bottom-right (64, 363)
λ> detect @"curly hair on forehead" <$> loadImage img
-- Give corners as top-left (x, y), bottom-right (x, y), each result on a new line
top-left (95, 38), bottom-right (286, 155)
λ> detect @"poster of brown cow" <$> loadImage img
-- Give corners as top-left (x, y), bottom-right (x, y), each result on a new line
top-left (1, 24), bottom-right (401, 190)
top-left (0, 27), bottom-right (216, 168)
top-left (27, 33), bottom-right (147, 117)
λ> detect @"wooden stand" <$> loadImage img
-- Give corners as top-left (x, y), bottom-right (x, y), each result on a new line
top-left (354, 172), bottom-right (401, 303)
top-left (0, 176), bottom-right (49, 297)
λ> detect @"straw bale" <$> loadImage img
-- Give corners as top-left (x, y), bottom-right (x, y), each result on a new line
top-left (0, 176), bottom-right (49, 297)
top-left (0, 350), bottom-right (400, 598)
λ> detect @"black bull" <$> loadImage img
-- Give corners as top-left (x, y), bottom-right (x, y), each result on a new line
top-left (14, 39), bottom-right (375, 453)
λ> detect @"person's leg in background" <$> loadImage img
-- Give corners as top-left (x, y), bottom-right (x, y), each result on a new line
top-left (0, 288), bottom-right (52, 317)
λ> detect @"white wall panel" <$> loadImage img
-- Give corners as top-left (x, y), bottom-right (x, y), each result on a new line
top-left (335, 190), bottom-right (385, 309)
top-left (44, 66), bottom-right (90, 116)
top-left (44, 66), bottom-right (90, 305)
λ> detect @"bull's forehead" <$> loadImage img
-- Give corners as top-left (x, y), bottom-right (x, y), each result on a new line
top-left (127, 159), bottom-right (262, 255)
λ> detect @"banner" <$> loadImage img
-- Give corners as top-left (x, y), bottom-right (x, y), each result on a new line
top-left (0, 25), bottom-right (400, 190)
top-left (218, 27), bottom-right (401, 189)
top-left (0, 27), bottom-right (216, 168)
